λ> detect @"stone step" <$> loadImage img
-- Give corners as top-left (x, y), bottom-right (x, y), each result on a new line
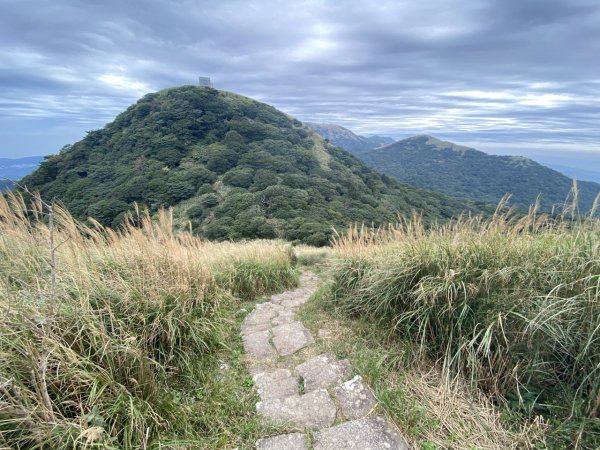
top-left (256, 432), bottom-right (309, 450)
top-left (272, 321), bottom-right (314, 356)
top-left (334, 375), bottom-right (378, 420)
top-left (256, 389), bottom-right (337, 429)
top-left (295, 353), bottom-right (352, 392)
top-left (313, 416), bottom-right (409, 450)
top-left (253, 368), bottom-right (298, 401)
top-left (242, 329), bottom-right (274, 360)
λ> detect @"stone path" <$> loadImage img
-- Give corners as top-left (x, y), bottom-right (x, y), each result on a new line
top-left (243, 272), bottom-right (410, 450)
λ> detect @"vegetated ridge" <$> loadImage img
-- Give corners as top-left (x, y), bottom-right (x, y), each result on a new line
top-left (312, 126), bottom-right (600, 212)
top-left (21, 86), bottom-right (488, 245)
top-left (305, 122), bottom-right (394, 152)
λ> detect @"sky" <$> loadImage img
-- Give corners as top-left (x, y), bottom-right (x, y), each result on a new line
top-left (1, 0), bottom-right (599, 175)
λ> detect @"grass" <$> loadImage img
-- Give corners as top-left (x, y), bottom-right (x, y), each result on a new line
top-left (327, 197), bottom-right (600, 448)
top-left (298, 281), bottom-right (535, 449)
top-left (0, 192), bottom-right (298, 449)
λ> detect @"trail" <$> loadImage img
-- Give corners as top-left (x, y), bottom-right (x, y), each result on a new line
top-left (242, 272), bottom-right (410, 449)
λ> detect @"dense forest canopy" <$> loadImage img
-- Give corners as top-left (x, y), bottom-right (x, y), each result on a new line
top-left (22, 86), bottom-right (489, 245)
top-left (342, 135), bottom-right (600, 213)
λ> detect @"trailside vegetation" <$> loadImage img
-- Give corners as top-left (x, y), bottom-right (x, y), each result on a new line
top-left (20, 86), bottom-right (489, 246)
top-left (328, 196), bottom-right (600, 449)
top-left (0, 192), bottom-right (298, 449)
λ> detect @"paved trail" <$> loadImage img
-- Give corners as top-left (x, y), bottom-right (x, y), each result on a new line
top-left (242, 272), bottom-right (410, 450)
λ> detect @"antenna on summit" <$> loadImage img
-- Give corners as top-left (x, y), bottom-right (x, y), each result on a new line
top-left (198, 76), bottom-right (213, 87)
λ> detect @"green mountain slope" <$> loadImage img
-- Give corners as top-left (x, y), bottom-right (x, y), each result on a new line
top-left (348, 135), bottom-right (600, 212)
top-left (305, 122), bottom-right (393, 152)
top-left (21, 86), bottom-right (488, 245)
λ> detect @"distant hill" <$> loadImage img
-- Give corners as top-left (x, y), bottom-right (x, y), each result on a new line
top-left (0, 179), bottom-right (13, 193)
top-left (305, 122), bottom-right (394, 152)
top-left (22, 87), bottom-right (488, 245)
top-left (350, 135), bottom-right (600, 213)
top-left (0, 156), bottom-right (44, 181)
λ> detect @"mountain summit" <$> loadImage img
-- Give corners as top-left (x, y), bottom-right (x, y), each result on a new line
top-left (317, 132), bottom-right (600, 213)
top-left (22, 86), bottom-right (485, 245)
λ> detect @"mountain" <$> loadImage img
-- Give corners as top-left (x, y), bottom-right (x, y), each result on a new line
top-left (0, 156), bottom-right (44, 181)
top-left (333, 134), bottom-right (600, 213)
top-left (21, 86), bottom-right (488, 245)
top-left (0, 179), bottom-right (13, 193)
top-left (305, 122), bottom-right (394, 152)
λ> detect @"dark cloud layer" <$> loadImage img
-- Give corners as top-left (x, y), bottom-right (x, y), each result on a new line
top-left (1, 0), bottom-right (599, 162)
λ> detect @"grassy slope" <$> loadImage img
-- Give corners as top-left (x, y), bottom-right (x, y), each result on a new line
top-left (0, 193), bottom-right (298, 449)
top-left (326, 208), bottom-right (600, 449)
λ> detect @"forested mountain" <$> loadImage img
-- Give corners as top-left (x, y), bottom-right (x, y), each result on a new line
top-left (305, 122), bottom-right (393, 152)
top-left (336, 134), bottom-right (600, 212)
top-left (21, 86), bottom-right (488, 245)
top-left (0, 156), bottom-right (44, 181)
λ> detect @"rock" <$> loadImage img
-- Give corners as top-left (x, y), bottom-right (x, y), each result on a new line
top-left (243, 302), bottom-right (279, 327)
top-left (272, 321), bottom-right (313, 356)
top-left (335, 375), bottom-right (378, 420)
top-left (256, 389), bottom-right (337, 429)
top-left (253, 368), bottom-right (298, 401)
top-left (242, 329), bottom-right (274, 360)
top-left (295, 353), bottom-right (352, 392)
top-left (313, 416), bottom-right (409, 450)
top-left (256, 433), bottom-right (309, 450)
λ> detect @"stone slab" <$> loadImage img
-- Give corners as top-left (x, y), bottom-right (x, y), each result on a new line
top-left (335, 375), bottom-right (378, 420)
top-left (272, 321), bottom-right (314, 356)
top-left (256, 433), bottom-right (309, 450)
top-left (313, 416), bottom-right (409, 450)
top-left (256, 389), bottom-right (337, 429)
top-left (271, 310), bottom-right (296, 326)
top-left (243, 302), bottom-right (280, 327)
top-left (295, 353), bottom-right (352, 392)
top-left (253, 368), bottom-right (298, 401)
top-left (242, 329), bottom-right (274, 360)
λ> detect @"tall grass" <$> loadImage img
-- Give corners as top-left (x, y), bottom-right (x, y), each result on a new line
top-left (330, 199), bottom-right (600, 448)
top-left (0, 193), bottom-right (297, 449)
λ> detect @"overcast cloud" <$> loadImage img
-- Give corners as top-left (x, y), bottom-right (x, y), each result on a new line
top-left (1, 0), bottom-right (599, 164)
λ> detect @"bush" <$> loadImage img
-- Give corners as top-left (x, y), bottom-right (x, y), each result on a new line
top-left (0, 193), bottom-right (298, 449)
top-left (329, 207), bottom-right (600, 448)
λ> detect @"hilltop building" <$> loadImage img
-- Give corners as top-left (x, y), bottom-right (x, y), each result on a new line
top-left (198, 76), bottom-right (213, 87)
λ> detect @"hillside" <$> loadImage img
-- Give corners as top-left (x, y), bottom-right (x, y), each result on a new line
top-left (21, 86), bottom-right (487, 245)
top-left (305, 122), bottom-right (393, 152)
top-left (351, 135), bottom-right (600, 212)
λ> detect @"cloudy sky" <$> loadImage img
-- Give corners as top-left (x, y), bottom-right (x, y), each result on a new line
top-left (1, 0), bottom-right (599, 172)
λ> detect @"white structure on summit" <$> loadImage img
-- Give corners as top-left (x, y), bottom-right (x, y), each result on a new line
top-left (198, 76), bottom-right (213, 87)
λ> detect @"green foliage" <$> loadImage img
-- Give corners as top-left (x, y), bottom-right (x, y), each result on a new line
top-left (0, 197), bottom-right (298, 449)
top-left (345, 135), bottom-right (600, 213)
top-left (22, 86), bottom-right (489, 245)
top-left (330, 212), bottom-right (600, 448)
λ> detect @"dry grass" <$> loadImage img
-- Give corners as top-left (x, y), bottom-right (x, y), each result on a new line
top-left (328, 194), bottom-right (600, 448)
top-left (0, 193), bottom-right (297, 449)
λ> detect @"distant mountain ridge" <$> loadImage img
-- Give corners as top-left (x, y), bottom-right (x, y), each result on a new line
top-left (305, 122), bottom-right (394, 152)
top-left (307, 124), bottom-right (599, 213)
top-left (356, 135), bottom-right (600, 212)
top-left (0, 156), bottom-right (44, 192)
top-left (0, 156), bottom-right (44, 181)
top-left (22, 86), bottom-right (488, 245)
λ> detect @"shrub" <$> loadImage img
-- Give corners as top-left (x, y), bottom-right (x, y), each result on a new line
top-left (329, 203), bottom-right (600, 448)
